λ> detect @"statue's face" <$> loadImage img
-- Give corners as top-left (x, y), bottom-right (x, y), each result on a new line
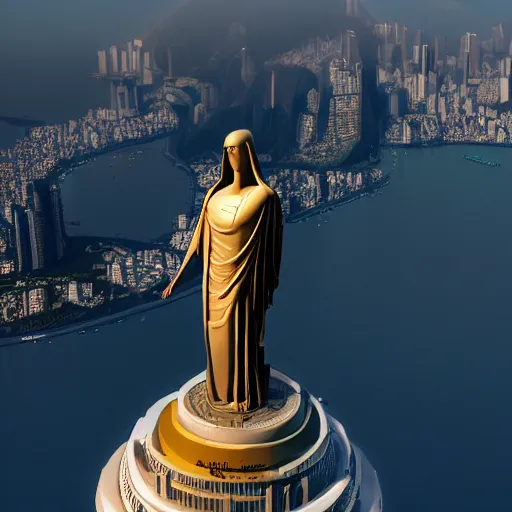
top-left (226, 145), bottom-right (247, 173)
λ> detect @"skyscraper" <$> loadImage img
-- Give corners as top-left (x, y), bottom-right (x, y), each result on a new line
top-left (412, 45), bottom-right (420, 67)
top-left (97, 50), bottom-right (107, 75)
top-left (492, 23), bottom-right (505, 54)
top-left (462, 51), bottom-right (470, 97)
top-left (120, 50), bottom-right (128, 73)
top-left (25, 181), bottom-right (66, 271)
top-left (109, 46), bottom-right (119, 74)
top-left (460, 33), bottom-right (480, 77)
top-left (49, 184), bottom-right (66, 261)
top-left (143, 52), bottom-right (153, 85)
top-left (12, 205), bottom-right (31, 273)
top-left (127, 41), bottom-right (133, 73)
top-left (346, 0), bottom-right (359, 17)
top-left (134, 40), bottom-right (143, 75)
top-left (344, 31), bottom-right (358, 67)
top-left (421, 45), bottom-right (430, 77)
top-left (415, 30), bottom-right (423, 50)
top-left (433, 36), bottom-right (446, 71)
top-left (374, 23), bottom-right (392, 44)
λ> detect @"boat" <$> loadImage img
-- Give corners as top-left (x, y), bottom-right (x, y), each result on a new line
top-left (22, 334), bottom-right (46, 342)
top-left (463, 155), bottom-right (501, 167)
top-left (78, 330), bottom-right (86, 335)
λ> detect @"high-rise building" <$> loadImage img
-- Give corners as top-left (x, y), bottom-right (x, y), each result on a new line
top-left (499, 57), bottom-right (512, 78)
top-left (404, 75), bottom-right (418, 107)
top-left (97, 50), bottom-right (107, 75)
top-left (307, 88), bottom-right (320, 114)
top-left (412, 45), bottom-right (420, 66)
top-left (127, 41), bottom-right (133, 73)
top-left (297, 113), bottom-right (317, 148)
top-left (241, 47), bottom-right (255, 88)
top-left (143, 52), bottom-right (153, 85)
top-left (134, 40), bottom-right (143, 75)
top-left (346, 0), bottom-right (359, 17)
top-left (109, 46), bottom-right (119, 74)
top-left (12, 205), bottom-right (31, 273)
top-left (462, 51), bottom-right (470, 97)
top-left (421, 45), bottom-right (430, 77)
top-left (415, 30), bottom-right (423, 50)
top-left (49, 184), bottom-right (66, 261)
top-left (500, 77), bottom-right (510, 103)
top-left (374, 23), bottom-right (392, 44)
top-left (25, 181), bottom-right (66, 271)
top-left (492, 23), bottom-right (505, 54)
top-left (433, 36), bottom-right (446, 70)
top-left (193, 103), bottom-right (208, 125)
top-left (344, 31), bottom-right (358, 67)
top-left (399, 24), bottom-right (408, 68)
top-left (418, 73), bottom-right (427, 100)
top-left (68, 281), bottom-right (79, 303)
top-left (26, 207), bottom-right (45, 271)
top-left (389, 88), bottom-right (408, 118)
top-left (28, 287), bottom-right (47, 315)
top-left (460, 33), bottom-right (480, 77)
top-left (120, 50), bottom-right (128, 73)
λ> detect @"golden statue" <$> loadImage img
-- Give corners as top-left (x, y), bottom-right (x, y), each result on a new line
top-left (162, 129), bottom-right (283, 413)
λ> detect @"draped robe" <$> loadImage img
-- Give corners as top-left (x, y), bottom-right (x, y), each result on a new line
top-left (169, 144), bottom-right (283, 412)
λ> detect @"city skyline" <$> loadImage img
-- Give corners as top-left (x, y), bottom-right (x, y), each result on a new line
top-left (2, 3), bottom-right (512, 512)
top-left (2, 1), bottom-right (512, 339)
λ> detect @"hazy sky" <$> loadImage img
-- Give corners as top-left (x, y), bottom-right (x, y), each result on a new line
top-left (365, 0), bottom-right (512, 35)
top-left (1, 0), bottom-right (511, 125)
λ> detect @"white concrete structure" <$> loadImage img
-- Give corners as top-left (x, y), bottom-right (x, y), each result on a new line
top-left (96, 370), bottom-right (382, 512)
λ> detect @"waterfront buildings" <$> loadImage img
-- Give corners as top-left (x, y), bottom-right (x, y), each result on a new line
top-left (381, 21), bottom-right (512, 146)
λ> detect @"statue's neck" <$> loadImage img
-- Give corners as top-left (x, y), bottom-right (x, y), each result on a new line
top-left (231, 171), bottom-right (254, 195)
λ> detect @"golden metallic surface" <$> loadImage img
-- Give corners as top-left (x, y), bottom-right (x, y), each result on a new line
top-left (157, 400), bottom-right (320, 474)
top-left (162, 129), bottom-right (283, 413)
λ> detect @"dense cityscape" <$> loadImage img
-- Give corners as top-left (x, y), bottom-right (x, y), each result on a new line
top-left (3, 0), bottom-right (512, 339)
top-left (379, 22), bottom-right (512, 145)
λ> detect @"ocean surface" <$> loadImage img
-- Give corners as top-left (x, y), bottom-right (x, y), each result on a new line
top-left (1, 144), bottom-right (512, 511)
top-left (60, 139), bottom-right (191, 242)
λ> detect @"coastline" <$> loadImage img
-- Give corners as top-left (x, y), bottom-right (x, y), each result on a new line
top-left (382, 140), bottom-right (512, 149)
top-left (161, 135), bottom-right (197, 218)
top-left (2, 133), bottom-right (386, 342)
top-left (287, 176), bottom-right (391, 224)
top-left (0, 277), bottom-right (202, 348)
top-left (54, 130), bottom-right (177, 180)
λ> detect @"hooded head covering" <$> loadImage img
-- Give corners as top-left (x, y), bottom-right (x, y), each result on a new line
top-left (215, 129), bottom-right (272, 194)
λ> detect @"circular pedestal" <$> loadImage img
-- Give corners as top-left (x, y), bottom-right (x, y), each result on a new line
top-left (176, 368), bottom-right (307, 444)
top-left (96, 368), bottom-right (383, 512)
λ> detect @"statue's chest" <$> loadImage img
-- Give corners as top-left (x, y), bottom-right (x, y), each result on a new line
top-left (207, 193), bottom-right (258, 232)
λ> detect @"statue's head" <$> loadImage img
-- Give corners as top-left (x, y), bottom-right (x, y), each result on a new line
top-left (223, 129), bottom-right (252, 175)
top-left (217, 129), bottom-right (271, 194)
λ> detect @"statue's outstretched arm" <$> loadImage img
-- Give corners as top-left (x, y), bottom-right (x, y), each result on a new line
top-left (161, 221), bottom-right (201, 299)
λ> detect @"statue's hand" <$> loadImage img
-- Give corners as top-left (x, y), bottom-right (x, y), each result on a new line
top-left (161, 282), bottom-right (173, 300)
